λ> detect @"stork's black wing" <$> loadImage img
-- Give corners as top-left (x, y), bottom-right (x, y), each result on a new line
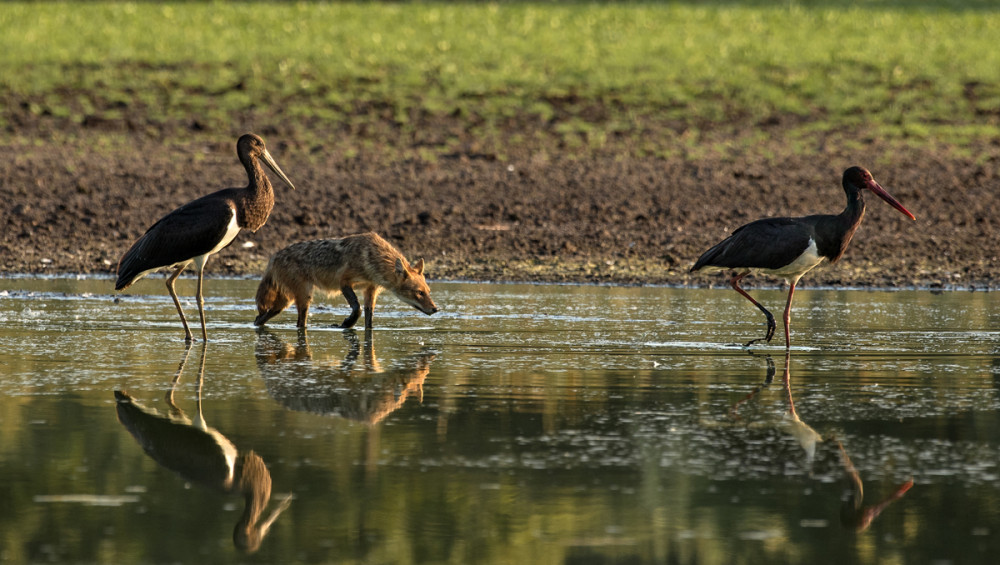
top-left (691, 217), bottom-right (815, 272)
top-left (116, 191), bottom-right (238, 289)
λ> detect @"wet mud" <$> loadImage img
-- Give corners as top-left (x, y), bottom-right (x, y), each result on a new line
top-left (3, 118), bottom-right (998, 289)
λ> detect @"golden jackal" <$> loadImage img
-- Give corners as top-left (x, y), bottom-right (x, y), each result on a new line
top-left (254, 232), bottom-right (439, 330)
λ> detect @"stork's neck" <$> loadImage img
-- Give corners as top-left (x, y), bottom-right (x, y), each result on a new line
top-left (233, 452), bottom-right (272, 553)
top-left (240, 149), bottom-right (276, 198)
top-left (238, 155), bottom-right (276, 232)
top-left (822, 187), bottom-right (866, 263)
top-left (842, 185), bottom-right (866, 224)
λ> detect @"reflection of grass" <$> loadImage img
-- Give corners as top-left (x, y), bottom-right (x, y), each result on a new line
top-left (2, 1), bottom-right (1000, 149)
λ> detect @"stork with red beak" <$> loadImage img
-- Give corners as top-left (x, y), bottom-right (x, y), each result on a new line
top-left (691, 166), bottom-right (916, 348)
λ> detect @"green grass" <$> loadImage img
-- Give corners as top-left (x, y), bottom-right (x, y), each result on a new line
top-left (2, 1), bottom-right (1000, 151)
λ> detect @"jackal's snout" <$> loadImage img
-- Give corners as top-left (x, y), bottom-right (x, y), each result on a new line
top-left (421, 301), bottom-right (440, 316)
top-left (406, 293), bottom-right (438, 316)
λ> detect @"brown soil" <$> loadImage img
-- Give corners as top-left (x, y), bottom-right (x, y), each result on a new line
top-left (2, 116), bottom-right (999, 290)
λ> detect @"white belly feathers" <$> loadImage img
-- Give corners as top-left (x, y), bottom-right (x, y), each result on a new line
top-left (752, 238), bottom-right (826, 283)
top-left (194, 209), bottom-right (240, 270)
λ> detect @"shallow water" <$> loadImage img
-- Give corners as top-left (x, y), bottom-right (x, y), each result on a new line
top-left (1, 277), bottom-right (998, 564)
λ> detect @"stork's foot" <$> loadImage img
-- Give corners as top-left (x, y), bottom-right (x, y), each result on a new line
top-left (744, 313), bottom-right (777, 347)
top-left (179, 319), bottom-right (194, 342)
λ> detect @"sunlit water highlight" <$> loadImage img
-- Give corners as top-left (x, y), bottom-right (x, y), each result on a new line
top-left (1, 277), bottom-right (999, 564)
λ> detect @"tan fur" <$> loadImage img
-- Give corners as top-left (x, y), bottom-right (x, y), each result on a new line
top-left (254, 232), bottom-right (438, 329)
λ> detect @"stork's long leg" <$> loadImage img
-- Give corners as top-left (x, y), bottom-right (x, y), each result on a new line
top-left (782, 281), bottom-right (798, 349)
top-left (195, 265), bottom-right (208, 342)
top-left (730, 273), bottom-right (776, 346)
top-left (166, 265), bottom-right (194, 342)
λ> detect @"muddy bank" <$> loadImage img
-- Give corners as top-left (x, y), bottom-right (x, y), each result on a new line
top-left (2, 126), bottom-right (998, 290)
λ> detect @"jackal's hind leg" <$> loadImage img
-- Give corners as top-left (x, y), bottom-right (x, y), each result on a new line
top-left (340, 285), bottom-right (361, 328)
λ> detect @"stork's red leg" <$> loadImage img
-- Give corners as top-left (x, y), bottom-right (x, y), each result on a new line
top-left (195, 265), bottom-right (208, 342)
top-left (165, 265), bottom-right (193, 342)
top-left (782, 281), bottom-right (799, 349)
top-left (730, 273), bottom-right (776, 346)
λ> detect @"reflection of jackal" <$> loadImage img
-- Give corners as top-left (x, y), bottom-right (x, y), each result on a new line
top-left (254, 232), bottom-right (439, 329)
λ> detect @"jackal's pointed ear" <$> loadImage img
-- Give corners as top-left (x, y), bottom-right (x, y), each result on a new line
top-left (395, 257), bottom-right (407, 279)
top-left (412, 258), bottom-right (425, 275)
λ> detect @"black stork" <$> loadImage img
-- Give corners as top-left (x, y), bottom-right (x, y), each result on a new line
top-left (690, 166), bottom-right (915, 348)
top-left (116, 133), bottom-right (295, 341)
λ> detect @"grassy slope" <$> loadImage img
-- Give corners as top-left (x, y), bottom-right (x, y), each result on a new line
top-left (1, 1), bottom-right (999, 153)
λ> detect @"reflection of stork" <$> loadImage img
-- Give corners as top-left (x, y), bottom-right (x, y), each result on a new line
top-left (114, 343), bottom-right (291, 553)
top-left (254, 328), bottom-right (434, 426)
top-left (836, 441), bottom-right (913, 532)
top-left (728, 353), bottom-right (776, 418)
top-left (730, 352), bottom-right (822, 463)
top-left (730, 352), bottom-right (913, 530)
top-left (775, 352), bottom-right (823, 462)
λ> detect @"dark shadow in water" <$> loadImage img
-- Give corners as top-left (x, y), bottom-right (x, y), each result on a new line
top-left (835, 438), bottom-right (914, 532)
top-left (114, 342), bottom-right (291, 554)
top-left (730, 351), bottom-right (822, 463)
top-left (254, 327), bottom-right (436, 426)
top-left (732, 351), bottom-right (913, 531)
top-left (728, 352), bottom-right (776, 416)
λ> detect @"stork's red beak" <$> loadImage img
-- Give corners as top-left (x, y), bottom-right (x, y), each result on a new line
top-left (866, 179), bottom-right (916, 221)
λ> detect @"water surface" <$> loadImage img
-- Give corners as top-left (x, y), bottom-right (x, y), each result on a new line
top-left (1, 277), bottom-right (998, 564)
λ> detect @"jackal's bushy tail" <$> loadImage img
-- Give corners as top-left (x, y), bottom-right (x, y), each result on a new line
top-left (254, 263), bottom-right (291, 326)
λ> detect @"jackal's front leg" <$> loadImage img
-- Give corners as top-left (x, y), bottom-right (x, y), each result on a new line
top-left (363, 285), bottom-right (380, 330)
top-left (339, 285), bottom-right (361, 328)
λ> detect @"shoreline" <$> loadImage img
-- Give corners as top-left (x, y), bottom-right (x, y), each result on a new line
top-left (2, 271), bottom-right (994, 293)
